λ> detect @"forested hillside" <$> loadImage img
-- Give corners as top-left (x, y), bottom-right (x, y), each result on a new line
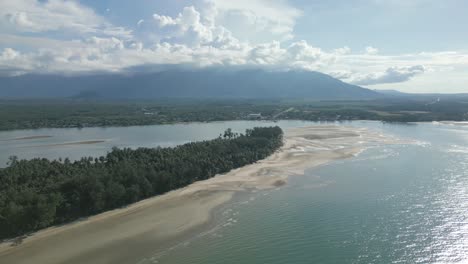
top-left (0, 127), bottom-right (283, 240)
top-left (0, 69), bottom-right (380, 100)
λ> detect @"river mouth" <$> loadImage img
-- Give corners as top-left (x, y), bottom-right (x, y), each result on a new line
top-left (2, 121), bottom-right (468, 264)
top-left (0, 124), bottom-right (399, 264)
top-left (157, 122), bottom-right (468, 264)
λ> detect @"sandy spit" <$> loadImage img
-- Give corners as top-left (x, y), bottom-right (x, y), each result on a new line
top-left (1, 135), bottom-right (53, 141)
top-left (22, 140), bottom-right (107, 148)
top-left (0, 125), bottom-right (401, 264)
top-left (43, 140), bottom-right (106, 146)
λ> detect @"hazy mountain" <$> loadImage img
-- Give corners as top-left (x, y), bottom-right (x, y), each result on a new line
top-left (375, 90), bottom-right (468, 101)
top-left (375, 89), bottom-right (410, 96)
top-left (0, 69), bottom-right (382, 100)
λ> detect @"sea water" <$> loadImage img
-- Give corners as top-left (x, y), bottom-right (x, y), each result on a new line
top-left (2, 121), bottom-right (468, 263)
top-left (156, 122), bottom-right (468, 264)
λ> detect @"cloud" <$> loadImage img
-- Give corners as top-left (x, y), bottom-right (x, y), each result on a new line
top-left (0, 37), bottom-right (336, 76)
top-left (207, 0), bottom-right (302, 41)
top-left (0, 48), bottom-right (19, 60)
top-left (351, 65), bottom-right (425, 85)
top-left (0, 0), bottom-right (132, 38)
top-left (328, 70), bottom-right (353, 80)
top-left (365, 46), bottom-right (379, 55)
top-left (4, 1), bottom-right (468, 92)
top-left (153, 14), bottom-right (177, 28)
top-left (248, 41), bottom-right (284, 65)
top-left (287, 40), bottom-right (323, 61)
top-left (5, 12), bottom-right (37, 30)
top-left (0, 48), bottom-right (35, 76)
top-left (87, 37), bottom-right (124, 51)
top-left (152, 6), bottom-right (212, 46)
top-left (334, 46), bottom-right (351, 55)
top-left (151, 6), bottom-right (240, 49)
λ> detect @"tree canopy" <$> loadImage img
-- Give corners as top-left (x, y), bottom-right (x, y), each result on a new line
top-left (0, 127), bottom-right (283, 240)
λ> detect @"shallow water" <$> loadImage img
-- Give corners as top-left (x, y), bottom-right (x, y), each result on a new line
top-left (2, 121), bottom-right (468, 263)
top-left (154, 122), bottom-right (468, 264)
top-left (0, 120), bottom-right (315, 166)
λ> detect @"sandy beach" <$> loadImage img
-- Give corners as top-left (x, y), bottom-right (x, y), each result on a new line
top-left (0, 125), bottom-right (399, 264)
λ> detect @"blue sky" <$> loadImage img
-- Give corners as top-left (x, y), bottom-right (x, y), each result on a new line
top-left (1, 0), bottom-right (467, 93)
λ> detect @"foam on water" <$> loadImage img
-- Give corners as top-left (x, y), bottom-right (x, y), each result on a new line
top-left (447, 144), bottom-right (468, 154)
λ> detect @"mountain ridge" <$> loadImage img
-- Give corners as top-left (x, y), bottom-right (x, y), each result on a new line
top-left (0, 69), bottom-right (382, 100)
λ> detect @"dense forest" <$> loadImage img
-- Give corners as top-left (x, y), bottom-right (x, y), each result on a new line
top-left (1, 97), bottom-right (468, 131)
top-left (0, 99), bottom-right (280, 130)
top-left (0, 127), bottom-right (283, 240)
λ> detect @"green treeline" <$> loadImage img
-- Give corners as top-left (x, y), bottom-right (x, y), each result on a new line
top-left (2, 98), bottom-right (468, 131)
top-left (0, 127), bottom-right (283, 240)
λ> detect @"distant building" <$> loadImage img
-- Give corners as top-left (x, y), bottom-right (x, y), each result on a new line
top-left (248, 113), bottom-right (262, 119)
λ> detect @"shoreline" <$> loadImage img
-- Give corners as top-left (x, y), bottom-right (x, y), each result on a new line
top-left (0, 125), bottom-right (399, 264)
top-left (0, 135), bottom-right (53, 141)
top-left (0, 119), bottom-right (466, 134)
top-left (26, 140), bottom-right (107, 147)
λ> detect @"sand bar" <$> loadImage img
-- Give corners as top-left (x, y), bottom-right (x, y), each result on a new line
top-left (1, 135), bottom-right (53, 141)
top-left (24, 140), bottom-right (106, 148)
top-left (42, 140), bottom-right (106, 146)
top-left (0, 125), bottom-right (403, 264)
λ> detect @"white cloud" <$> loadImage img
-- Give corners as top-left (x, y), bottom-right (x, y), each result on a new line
top-left (206, 0), bottom-right (301, 42)
top-left (151, 6), bottom-right (240, 49)
top-left (365, 46), bottom-right (379, 55)
top-left (1, 48), bottom-right (20, 60)
top-left (5, 12), bottom-right (37, 30)
top-left (0, 48), bottom-right (36, 76)
top-left (334, 46), bottom-right (351, 55)
top-left (350, 65), bottom-right (425, 85)
top-left (152, 6), bottom-right (211, 46)
top-left (331, 50), bottom-right (468, 88)
top-left (153, 14), bottom-right (177, 28)
top-left (287, 41), bottom-right (323, 61)
top-left (87, 37), bottom-right (124, 51)
top-left (0, 0), bottom-right (132, 38)
top-left (328, 70), bottom-right (353, 80)
top-left (248, 41), bottom-right (285, 65)
top-left (2, 1), bottom-right (468, 92)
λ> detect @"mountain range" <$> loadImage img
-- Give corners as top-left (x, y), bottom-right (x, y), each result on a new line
top-left (0, 69), bottom-right (382, 100)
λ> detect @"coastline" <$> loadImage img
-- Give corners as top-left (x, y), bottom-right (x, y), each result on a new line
top-left (0, 125), bottom-right (398, 264)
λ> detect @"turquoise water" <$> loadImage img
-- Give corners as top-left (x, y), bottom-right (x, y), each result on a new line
top-left (155, 122), bottom-right (468, 264)
top-left (2, 121), bottom-right (468, 263)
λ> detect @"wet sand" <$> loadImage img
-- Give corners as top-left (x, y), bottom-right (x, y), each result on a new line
top-left (0, 126), bottom-right (399, 264)
top-left (2, 135), bottom-right (52, 141)
top-left (43, 140), bottom-right (106, 146)
top-left (24, 140), bottom-right (106, 148)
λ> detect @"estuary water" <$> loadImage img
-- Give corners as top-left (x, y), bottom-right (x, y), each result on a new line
top-left (0, 120), bottom-right (313, 166)
top-left (2, 121), bottom-right (468, 263)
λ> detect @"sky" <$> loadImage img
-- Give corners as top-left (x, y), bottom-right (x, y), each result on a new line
top-left (0, 0), bottom-right (467, 93)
